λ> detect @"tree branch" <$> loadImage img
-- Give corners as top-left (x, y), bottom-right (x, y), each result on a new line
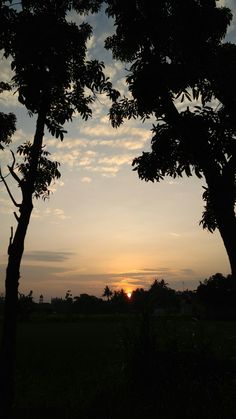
top-left (0, 167), bottom-right (21, 208)
top-left (13, 212), bottom-right (20, 222)
top-left (222, 155), bottom-right (236, 181)
top-left (7, 150), bottom-right (21, 185)
top-left (8, 226), bottom-right (13, 255)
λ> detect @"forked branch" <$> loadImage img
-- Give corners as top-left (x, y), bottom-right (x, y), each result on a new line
top-left (0, 167), bottom-right (21, 209)
top-left (7, 150), bottom-right (21, 184)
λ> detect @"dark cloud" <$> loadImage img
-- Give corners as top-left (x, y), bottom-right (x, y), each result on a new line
top-left (23, 251), bottom-right (75, 263)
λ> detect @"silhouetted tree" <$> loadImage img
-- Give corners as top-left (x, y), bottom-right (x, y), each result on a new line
top-left (0, 83), bottom-right (16, 148)
top-left (65, 290), bottom-right (73, 303)
top-left (18, 290), bottom-right (34, 320)
top-left (148, 278), bottom-right (179, 312)
top-left (103, 285), bottom-right (113, 301)
top-left (105, 0), bottom-right (236, 278)
top-left (131, 288), bottom-right (148, 312)
top-left (74, 293), bottom-right (105, 314)
top-left (110, 289), bottom-right (129, 312)
top-left (196, 273), bottom-right (236, 317)
top-left (0, 0), bottom-right (118, 410)
top-left (0, 3), bottom-right (16, 151)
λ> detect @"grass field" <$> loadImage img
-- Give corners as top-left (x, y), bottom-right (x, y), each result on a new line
top-left (8, 315), bottom-right (236, 418)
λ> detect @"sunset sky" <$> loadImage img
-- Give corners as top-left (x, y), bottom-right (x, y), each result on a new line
top-left (0, 0), bottom-right (236, 301)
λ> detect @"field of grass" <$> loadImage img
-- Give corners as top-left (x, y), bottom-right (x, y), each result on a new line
top-left (7, 315), bottom-right (236, 418)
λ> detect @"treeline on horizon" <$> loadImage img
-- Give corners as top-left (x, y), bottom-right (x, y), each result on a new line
top-left (1, 273), bottom-right (236, 320)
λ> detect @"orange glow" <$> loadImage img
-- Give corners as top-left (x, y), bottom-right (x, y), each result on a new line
top-left (127, 292), bottom-right (132, 299)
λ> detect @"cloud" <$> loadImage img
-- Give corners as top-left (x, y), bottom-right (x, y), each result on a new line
top-left (53, 150), bottom-right (81, 167)
top-left (167, 180), bottom-right (179, 185)
top-left (23, 251), bottom-right (75, 263)
top-left (53, 267), bottom-right (197, 284)
top-left (32, 207), bottom-right (71, 221)
top-left (98, 154), bottom-right (133, 166)
top-left (86, 165), bottom-right (119, 177)
top-left (80, 124), bottom-right (149, 140)
top-left (47, 137), bottom-right (88, 150)
top-left (78, 154), bottom-right (96, 167)
top-left (47, 208), bottom-right (71, 220)
top-left (81, 176), bottom-right (92, 183)
top-left (90, 138), bottom-right (148, 150)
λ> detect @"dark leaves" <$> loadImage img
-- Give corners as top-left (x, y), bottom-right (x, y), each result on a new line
top-left (45, 119), bottom-right (67, 141)
top-left (17, 141), bottom-right (61, 200)
top-left (0, 112), bottom-right (16, 149)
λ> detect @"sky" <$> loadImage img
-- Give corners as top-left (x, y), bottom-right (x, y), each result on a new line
top-left (0, 0), bottom-right (236, 302)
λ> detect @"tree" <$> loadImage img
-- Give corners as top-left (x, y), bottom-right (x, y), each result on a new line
top-left (131, 287), bottom-right (148, 311)
top-left (196, 272), bottom-right (236, 309)
top-left (0, 83), bottom-right (16, 148)
top-left (104, 0), bottom-right (236, 277)
top-left (103, 285), bottom-right (113, 301)
top-left (18, 289), bottom-right (34, 320)
top-left (110, 288), bottom-right (129, 312)
top-left (0, 0), bottom-right (118, 410)
top-left (148, 278), bottom-right (178, 311)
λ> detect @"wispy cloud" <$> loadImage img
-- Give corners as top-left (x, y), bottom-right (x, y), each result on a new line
top-left (98, 154), bottom-right (133, 166)
top-left (32, 207), bottom-right (71, 221)
top-left (81, 176), bottom-right (92, 183)
top-left (23, 250), bottom-right (75, 263)
top-left (80, 124), bottom-right (149, 140)
top-left (85, 165), bottom-right (119, 177)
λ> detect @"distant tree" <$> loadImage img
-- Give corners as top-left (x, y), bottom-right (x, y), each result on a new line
top-left (39, 294), bottom-right (44, 304)
top-left (65, 290), bottom-right (73, 303)
top-left (111, 289), bottom-right (129, 312)
top-left (18, 290), bottom-right (34, 320)
top-left (105, 0), bottom-right (236, 279)
top-left (196, 273), bottom-right (236, 311)
top-left (131, 288), bottom-right (148, 312)
top-left (74, 293), bottom-right (105, 314)
top-left (0, 0), bottom-right (118, 410)
top-left (148, 279), bottom-right (179, 311)
top-left (103, 285), bottom-right (113, 301)
top-left (51, 297), bottom-right (64, 313)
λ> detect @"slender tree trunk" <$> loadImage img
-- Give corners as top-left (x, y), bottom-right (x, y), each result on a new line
top-left (217, 214), bottom-right (236, 279)
top-left (0, 110), bottom-right (46, 412)
top-left (209, 180), bottom-right (236, 279)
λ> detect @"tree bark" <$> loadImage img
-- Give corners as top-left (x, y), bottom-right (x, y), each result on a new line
top-left (0, 110), bottom-right (46, 412)
top-left (209, 177), bottom-right (236, 279)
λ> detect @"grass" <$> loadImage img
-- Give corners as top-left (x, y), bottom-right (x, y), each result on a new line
top-left (5, 315), bottom-right (236, 418)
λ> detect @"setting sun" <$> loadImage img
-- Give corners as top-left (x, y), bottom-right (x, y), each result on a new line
top-left (127, 292), bottom-right (132, 299)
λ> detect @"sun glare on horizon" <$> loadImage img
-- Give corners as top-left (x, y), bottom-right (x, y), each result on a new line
top-left (127, 292), bottom-right (132, 299)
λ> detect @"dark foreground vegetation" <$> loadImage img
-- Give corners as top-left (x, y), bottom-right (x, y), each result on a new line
top-left (0, 275), bottom-right (236, 418)
top-left (1, 315), bottom-right (235, 419)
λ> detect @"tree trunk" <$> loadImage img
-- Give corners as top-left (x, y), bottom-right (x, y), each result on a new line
top-left (0, 110), bottom-right (46, 412)
top-left (218, 214), bottom-right (236, 279)
top-left (210, 180), bottom-right (236, 279)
